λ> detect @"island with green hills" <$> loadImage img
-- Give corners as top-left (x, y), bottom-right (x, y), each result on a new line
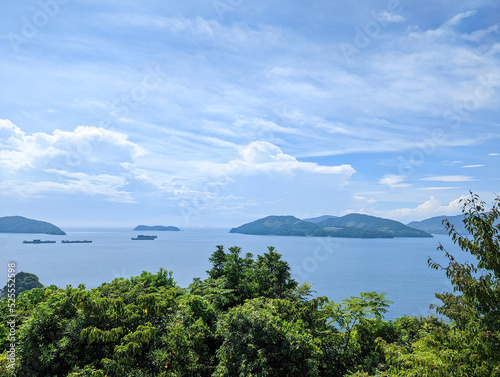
top-left (133, 225), bottom-right (181, 231)
top-left (230, 213), bottom-right (433, 238)
top-left (407, 214), bottom-right (466, 234)
top-left (0, 216), bottom-right (66, 235)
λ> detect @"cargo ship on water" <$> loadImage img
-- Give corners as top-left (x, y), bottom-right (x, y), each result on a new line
top-left (131, 235), bottom-right (157, 240)
top-left (61, 240), bottom-right (92, 243)
top-left (23, 239), bottom-right (56, 244)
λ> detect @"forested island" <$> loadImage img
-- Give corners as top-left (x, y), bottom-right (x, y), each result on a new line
top-left (230, 213), bottom-right (432, 238)
top-left (0, 216), bottom-right (66, 235)
top-left (407, 214), bottom-right (467, 234)
top-left (1, 194), bottom-right (498, 376)
top-left (134, 225), bottom-right (181, 231)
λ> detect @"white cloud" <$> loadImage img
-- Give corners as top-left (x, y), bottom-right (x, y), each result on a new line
top-left (420, 175), bottom-right (474, 182)
top-left (419, 187), bottom-right (459, 190)
top-left (462, 24), bottom-right (500, 42)
top-left (164, 141), bottom-right (357, 218)
top-left (489, 153), bottom-right (499, 156)
top-left (378, 11), bottom-right (406, 23)
top-left (0, 170), bottom-right (135, 203)
top-left (461, 164), bottom-right (484, 168)
top-left (382, 196), bottom-right (466, 222)
top-left (0, 120), bottom-right (149, 202)
top-left (93, 13), bottom-right (285, 50)
top-left (229, 141), bottom-right (356, 176)
top-left (46, 169), bottom-right (135, 203)
top-left (94, 13), bottom-right (214, 34)
top-left (378, 174), bottom-right (411, 188)
top-left (354, 195), bottom-right (377, 204)
top-left (442, 10), bottom-right (477, 29)
top-left (0, 120), bottom-right (147, 172)
top-left (240, 141), bottom-right (295, 164)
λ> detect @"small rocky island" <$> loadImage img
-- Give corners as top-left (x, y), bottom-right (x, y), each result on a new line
top-left (133, 225), bottom-right (180, 231)
top-left (0, 216), bottom-right (66, 235)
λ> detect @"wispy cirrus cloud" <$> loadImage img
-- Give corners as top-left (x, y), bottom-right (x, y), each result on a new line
top-left (379, 174), bottom-right (411, 188)
top-left (420, 175), bottom-right (474, 182)
top-left (0, 172), bottom-right (135, 203)
top-left (462, 23), bottom-right (500, 42)
top-left (378, 11), bottom-right (406, 24)
top-left (461, 164), bottom-right (484, 168)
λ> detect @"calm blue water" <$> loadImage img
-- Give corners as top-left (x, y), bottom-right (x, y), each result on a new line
top-left (0, 228), bottom-right (466, 320)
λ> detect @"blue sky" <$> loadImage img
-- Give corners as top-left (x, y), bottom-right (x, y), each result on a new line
top-left (0, 0), bottom-right (499, 228)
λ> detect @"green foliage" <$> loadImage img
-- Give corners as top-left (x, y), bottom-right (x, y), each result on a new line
top-left (194, 245), bottom-right (300, 310)
top-left (431, 193), bottom-right (500, 329)
top-left (214, 297), bottom-right (322, 376)
top-left (381, 193), bottom-right (500, 376)
top-left (319, 292), bottom-right (393, 376)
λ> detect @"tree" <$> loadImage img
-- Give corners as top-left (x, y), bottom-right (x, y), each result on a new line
top-left (197, 245), bottom-right (302, 310)
top-left (319, 292), bottom-right (392, 376)
top-left (382, 193), bottom-right (500, 376)
top-left (214, 297), bottom-right (322, 376)
top-left (252, 246), bottom-right (298, 299)
top-left (430, 192), bottom-right (500, 331)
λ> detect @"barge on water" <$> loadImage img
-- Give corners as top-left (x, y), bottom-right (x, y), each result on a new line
top-left (131, 235), bottom-right (157, 240)
top-left (23, 239), bottom-right (56, 244)
top-left (61, 240), bottom-right (92, 243)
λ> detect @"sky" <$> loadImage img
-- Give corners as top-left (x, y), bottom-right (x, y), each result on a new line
top-left (0, 0), bottom-right (499, 228)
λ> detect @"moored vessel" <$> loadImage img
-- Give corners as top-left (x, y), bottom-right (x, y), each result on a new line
top-left (131, 235), bottom-right (157, 240)
top-left (23, 239), bottom-right (56, 244)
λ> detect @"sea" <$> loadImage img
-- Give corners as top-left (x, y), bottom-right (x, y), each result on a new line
top-left (0, 228), bottom-right (468, 320)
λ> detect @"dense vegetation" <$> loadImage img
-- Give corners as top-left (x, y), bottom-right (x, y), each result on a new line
top-left (0, 216), bottom-right (66, 235)
top-left (1, 193), bottom-right (498, 376)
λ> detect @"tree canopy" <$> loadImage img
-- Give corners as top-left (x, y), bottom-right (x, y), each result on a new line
top-left (381, 193), bottom-right (500, 376)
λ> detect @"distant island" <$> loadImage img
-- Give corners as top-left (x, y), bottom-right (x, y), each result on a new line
top-left (407, 214), bottom-right (466, 235)
top-left (316, 214), bottom-right (432, 238)
top-left (302, 215), bottom-right (338, 224)
top-left (0, 216), bottom-right (66, 235)
top-left (230, 214), bottom-right (432, 238)
top-left (230, 216), bottom-right (329, 237)
top-left (133, 225), bottom-right (180, 231)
